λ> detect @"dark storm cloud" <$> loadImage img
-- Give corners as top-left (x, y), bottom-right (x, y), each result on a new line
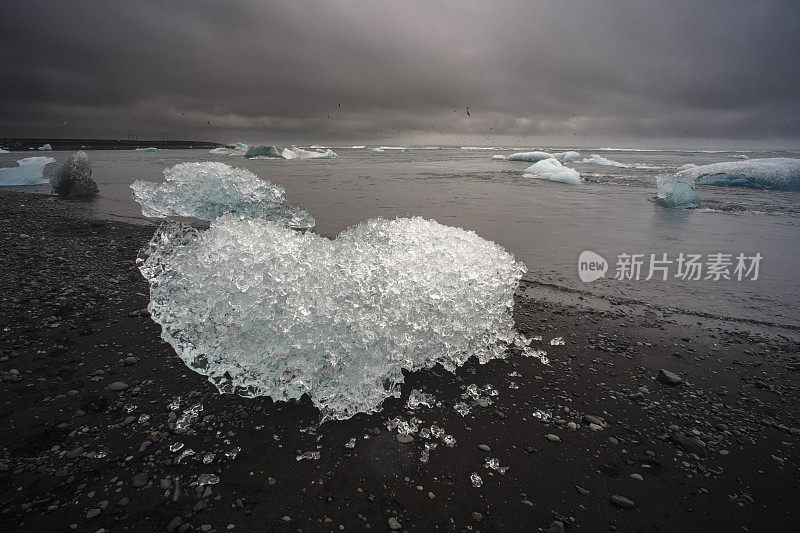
top-left (1, 0), bottom-right (798, 146)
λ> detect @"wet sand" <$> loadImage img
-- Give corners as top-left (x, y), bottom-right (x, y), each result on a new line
top-left (1, 190), bottom-right (798, 532)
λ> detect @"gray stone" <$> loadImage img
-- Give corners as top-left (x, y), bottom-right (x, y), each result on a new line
top-left (166, 516), bottom-right (182, 532)
top-left (610, 495), bottom-right (635, 509)
top-left (108, 381), bottom-right (129, 391)
top-left (657, 369), bottom-right (682, 386)
top-left (396, 434), bottom-right (414, 444)
top-left (388, 517), bottom-right (402, 530)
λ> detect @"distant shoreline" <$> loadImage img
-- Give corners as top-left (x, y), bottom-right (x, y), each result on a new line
top-left (0, 138), bottom-right (225, 151)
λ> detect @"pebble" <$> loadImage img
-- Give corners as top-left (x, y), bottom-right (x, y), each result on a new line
top-left (388, 517), bottom-right (402, 530)
top-left (396, 434), bottom-right (414, 444)
top-left (610, 495), bottom-right (635, 509)
top-left (478, 444), bottom-right (491, 452)
top-left (657, 369), bottom-right (682, 386)
top-left (107, 381), bottom-right (129, 391)
top-left (545, 434), bottom-right (561, 442)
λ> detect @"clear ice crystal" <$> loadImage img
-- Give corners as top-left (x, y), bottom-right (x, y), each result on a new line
top-left (484, 457), bottom-right (509, 474)
top-left (130, 162), bottom-right (315, 229)
top-left (406, 389), bottom-right (437, 410)
top-left (470, 472), bottom-right (483, 487)
top-left (296, 451), bottom-right (321, 461)
top-left (197, 473), bottom-right (220, 486)
top-left (137, 215), bottom-right (528, 421)
top-left (549, 336), bottom-right (565, 346)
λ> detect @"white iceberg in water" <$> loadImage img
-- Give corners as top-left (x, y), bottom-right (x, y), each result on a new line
top-left (135, 147), bottom-right (158, 152)
top-left (130, 162), bottom-right (315, 229)
top-left (554, 151), bottom-right (580, 163)
top-left (351, 145), bottom-right (366, 149)
top-left (506, 151), bottom-right (554, 162)
top-left (582, 154), bottom-right (628, 167)
top-left (370, 147), bottom-right (385, 152)
top-left (523, 158), bottom-right (581, 185)
top-left (281, 146), bottom-right (338, 160)
top-left (677, 158), bottom-right (800, 191)
top-left (0, 156), bottom-right (56, 186)
top-left (137, 216), bottom-right (528, 421)
top-left (491, 154), bottom-right (506, 160)
top-left (655, 174), bottom-right (700, 209)
top-left (38, 144), bottom-right (53, 151)
top-left (244, 145), bottom-right (283, 158)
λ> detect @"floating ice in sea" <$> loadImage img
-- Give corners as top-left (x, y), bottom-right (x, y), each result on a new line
top-left (470, 472), bottom-right (483, 487)
top-left (0, 148), bottom-right (10, 153)
top-left (351, 145), bottom-right (366, 149)
top-left (582, 154), bottom-right (628, 167)
top-left (491, 154), bottom-right (506, 160)
top-left (281, 146), bottom-right (338, 160)
top-left (523, 158), bottom-right (581, 185)
top-left (131, 162), bottom-right (315, 229)
top-left (0, 156), bottom-right (56, 186)
top-left (655, 174), bottom-right (700, 209)
top-left (138, 216), bottom-right (528, 421)
top-left (244, 144), bottom-right (282, 158)
top-left (506, 151), bottom-right (554, 162)
top-left (370, 147), bottom-right (385, 152)
top-left (677, 158), bottom-right (800, 191)
top-left (38, 144), bottom-right (52, 151)
top-left (135, 147), bottom-right (158, 152)
top-left (554, 151), bottom-right (581, 163)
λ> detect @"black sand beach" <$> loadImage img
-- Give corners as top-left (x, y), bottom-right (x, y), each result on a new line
top-left (1, 190), bottom-right (798, 532)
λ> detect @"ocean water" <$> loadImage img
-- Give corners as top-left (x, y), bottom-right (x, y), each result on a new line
top-left (2, 146), bottom-right (798, 328)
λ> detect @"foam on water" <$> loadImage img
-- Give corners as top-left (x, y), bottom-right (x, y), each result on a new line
top-left (137, 216), bottom-right (529, 421)
top-left (130, 162), bottom-right (315, 229)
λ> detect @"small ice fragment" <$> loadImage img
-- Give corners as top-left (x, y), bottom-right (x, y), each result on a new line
top-left (224, 446), bottom-right (241, 460)
top-left (550, 337), bottom-right (565, 346)
top-left (406, 389), bottom-right (436, 409)
top-left (441, 434), bottom-right (457, 447)
top-left (296, 451), bottom-right (321, 461)
top-left (203, 453), bottom-right (216, 464)
top-left (124, 403), bottom-right (137, 413)
top-left (344, 438), bottom-right (356, 449)
top-left (169, 442), bottom-right (184, 452)
top-left (429, 425), bottom-right (445, 439)
top-left (176, 449), bottom-right (195, 463)
top-left (138, 414), bottom-right (150, 424)
top-left (197, 473), bottom-right (220, 486)
top-left (168, 398), bottom-right (181, 411)
top-left (483, 457), bottom-right (509, 474)
top-left (454, 402), bottom-right (471, 417)
top-left (470, 472), bottom-right (483, 487)
top-left (508, 381), bottom-right (519, 389)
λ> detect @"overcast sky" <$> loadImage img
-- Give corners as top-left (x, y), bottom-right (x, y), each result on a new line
top-left (1, 0), bottom-right (798, 148)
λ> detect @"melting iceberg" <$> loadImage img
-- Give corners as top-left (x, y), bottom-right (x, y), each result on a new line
top-left (244, 145), bottom-right (283, 158)
top-left (523, 158), bottom-right (581, 185)
top-left (655, 174), bottom-right (700, 209)
top-left (281, 146), bottom-right (338, 160)
top-left (137, 216), bottom-right (528, 421)
top-left (554, 151), bottom-right (580, 163)
top-left (582, 154), bottom-right (628, 167)
top-left (677, 158), bottom-right (800, 191)
top-left (38, 144), bottom-right (53, 151)
top-left (0, 156), bottom-right (56, 186)
top-left (130, 162), bottom-right (315, 229)
top-left (506, 151), bottom-right (554, 162)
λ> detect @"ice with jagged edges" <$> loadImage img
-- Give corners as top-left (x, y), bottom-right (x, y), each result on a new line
top-left (0, 156), bottom-right (56, 186)
top-left (281, 146), bottom-right (338, 160)
top-left (676, 158), bottom-right (800, 191)
top-left (137, 215), bottom-right (529, 421)
top-left (130, 162), bottom-right (315, 229)
top-left (523, 158), bottom-right (581, 185)
top-left (554, 151), bottom-right (580, 163)
top-left (655, 174), bottom-right (700, 209)
top-left (506, 151), bottom-right (554, 162)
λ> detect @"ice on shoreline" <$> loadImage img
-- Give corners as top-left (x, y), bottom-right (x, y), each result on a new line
top-left (130, 162), bottom-right (315, 229)
top-left (137, 216), bottom-right (528, 421)
top-left (0, 156), bottom-right (56, 186)
top-left (523, 158), bottom-right (581, 185)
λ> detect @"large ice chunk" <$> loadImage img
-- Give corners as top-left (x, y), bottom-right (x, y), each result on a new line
top-left (137, 216), bottom-right (528, 421)
top-left (523, 158), bottom-right (581, 185)
top-left (130, 162), bottom-right (315, 229)
top-left (244, 145), bottom-right (283, 158)
top-left (506, 151), bottom-right (554, 162)
top-left (655, 174), bottom-right (700, 209)
top-left (554, 151), bottom-right (580, 163)
top-left (281, 146), bottom-right (338, 160)
top-left (50, 151), bottom-right (98, 198)
top-left (582, 154), bottom-right (628, 167)
top-left (0, 156), bottom-right (56, 186)
top-left (677, 158), bottom-right (800, 191)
